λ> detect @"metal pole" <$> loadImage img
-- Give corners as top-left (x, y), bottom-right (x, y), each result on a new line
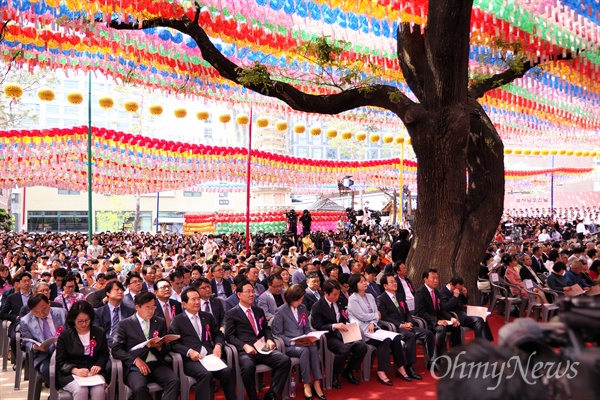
top-left (87, 71), bottom-right (93, 240)
top-left (21, 187), bottom-right (26, 232)
top-left (550, 155), bottom-right (555, 213)
top-left (245, 108), bottom-right (253, 254)
top-left (156, 193), bottom-right (160, 233)
top-left (399, 137), bottom-right (405, 225)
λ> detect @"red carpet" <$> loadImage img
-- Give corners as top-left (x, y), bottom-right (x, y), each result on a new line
top-left (209, 313), bottom-right (508, 400)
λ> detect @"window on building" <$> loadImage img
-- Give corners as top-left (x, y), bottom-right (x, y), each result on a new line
top-left (28, 211), bottom-right (88, 233)
top-left (58, 189), bottom-right (80, 195)
top-left (64, 106), bottom-right (79, 116)
top-left (46, 105), bottom-right (60, 115)
top-left (326, 148), bottom-right (337, 159)
top-left (312, 147), bottom-right (323, 159)
top-left (369, 149), bottom-right (379, 159)
top-left (183, 191), bottom-right (202, 197)
top-left (45, 118), bottom-right (60, 126)
top-left (297, 146), bottom-right (309, 157)
top-left (64, 119), bottom-right (79, 127)
top-left (219, 192), bottom-right (228, 198)
top-left (64, 80), bottom-right (79, 89)
top-left (204, 128), bottom-right (213, 140)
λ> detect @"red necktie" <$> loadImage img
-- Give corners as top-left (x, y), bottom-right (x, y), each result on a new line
top-left (431, 290), bottom-right (437, 311)
top-left (247, 308), bottom-right (258, 335)
top-left (163, 303), bottom-right (171, 327)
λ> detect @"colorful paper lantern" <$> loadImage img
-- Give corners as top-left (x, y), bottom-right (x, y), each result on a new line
top-left (3, 83), bottom-right (23, 99)
top-left (549, 150), bottom-right (558, 155)
top-left (356, 132), bottom-right (367, 141)
top-left (531, 149), bottom-right (540, 156)
top-left (341, 131), bottom-right (353, 140)
top-left (294, 124), bottom-right (306, 134)
top-left (565, 150), bottom-right (574, 156)
top-left (513, 149), bottom-right (522, 155)
top-left (541, 149), bottom-right (549, 156)
top-left (66, 92), bottom-right (83, 104)
top-left (124, 101), bottom-right (139, 112)
top-left (275, 120), bottom-right (288, 131)
top-left (504, 148), bottom-right (513, 155)
top-left (149, 104), bottom-right (163, 116)
top-left (310, 126), bottom-right (322, 136)
top-left (582, 151), bottom-right (589, 157)
top-left (256, 117), bottom-right (268, 127)
top-left (196, 110), bottom-right (210, 121)
top-left (37, 88), bottom-right (55, 101)
top-left (218, 113), bottom-right (231, 123)
top-left (589, 151), bottom-right (597, 157)
top-left (382, 135), bottom-right (393, 143)
top-left (326, 129), bottom-right (338, 138)
top-left (406, 138), bottom-right (412, 145)
top-left (574, 150), bottom-right (582, 156)
top-left (558, 149), bottom-right (566, 155)
top-left (369, 133), bottom-right (380, 143)
top-left (523, 149), bottom-right (531, 155)
top-left (394, 136), bottom-right (405, 144)
top-left (236, 114), bottom-right (249, 125)
top-left (98, 96), bottom-right (114, 109)
top-left (174, 108), bottom-right (187, 118)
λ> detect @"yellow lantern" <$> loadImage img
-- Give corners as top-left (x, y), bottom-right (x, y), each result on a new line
top-left (341, 131), bottom-right (353, 140)
top-left (148, 104), bottom-right (163, 116)
top-left (549, 149), bottom-right (558, 155)
top-left (98, 96), bottom-right (114, 109)
top-left (218, 113), bottom-right (231, 123)
top-left (382, 135), bottom-right (394, 144)
top-left (541, 149), bottom-right (549, 156)
top-left (309, 126), bottom-right (322, 136)
top-left (294, 124), bottom-right (306, 134)
top-left (275, 120), bottom-right (288, 131)
top-left (256, 117), bottom-right (269, 127)
top-left (326, 129), bottom-right (338, 138)
top-left (406, 137), bottom-right (412, 145)
top-left (355, 132), bottom-right (367, 141)
top-left (504, 148), bottom-right (513, 155)
top-left (558, 149), bottom-right (566, 155)
top-left (67, 92), bottom-right (83, 105)
top-left (522, 149), bottom-right (531, 156)
top-left (38, 87), bottom-right (55, 101)
top-left (236, 114), bottom-right (249, 125)
top-left (582, 150), bottom-right (590, 157)
top-left (565, 149), bottom-right (574, 156)
top-left (394, 136), bottom-right (405, 144)
top-left (124, 101), bottom-right (139, 112)
top-left (196, 110), bottom-right (210, 121)
top-left (3, 83), bottom-right (23, 98)
top-left (531, 149), bottom-right (540, 156)
top-left (174, 108), bottom-right (187, 118)
top-left (574, 150), bottom-right (582, 157)
top-left (369, 133), bottom-right (380, 143)
top-left (589, 151), bottom-right (597, 157)
top-left (513, 149), bottom-right (522, 155)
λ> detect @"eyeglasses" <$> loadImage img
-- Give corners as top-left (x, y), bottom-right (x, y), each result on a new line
top-left (75, 319), bottom-right (91, 325)
top-left (157, 286), bottom-right (171, 291)
top-left (241, 290), bottom-right (254, 294)
top-left (140, 305), bottom-right (156, 311)
top-left (64, 285), bottom-right (76, 289)
top-left (198, 286), bottom-right (211, 291)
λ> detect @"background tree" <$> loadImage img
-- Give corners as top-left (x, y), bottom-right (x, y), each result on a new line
top-left (0, 208), bottom-right (12, 232)
top-left (110, 1), bottom-right (572, 289)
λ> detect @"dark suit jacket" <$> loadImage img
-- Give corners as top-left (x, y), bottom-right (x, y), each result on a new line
top-left (520, 265), bottom-right (542, 285)
top-left (366, 282), bottom-right (382, 298)
top-left (531, 256), bottom-right (544, 274)
top-left (224, 305), bottom-right (272, 352)
top-left (0, 291), bottom-right (28, 326)
top-left (94, 302), bottom-right (136, 342)
top-left (414, 285), bottom-right (453, 330)
top-left (88, 288), bottom-right (108, 309)
top-left (391, 240), bottom-right (410, 263)
top-left (310, 296), bottom-right (349, 342)
top-left (302, 290), bottom-right (321, 312)
top-left (203, 297), bottom-right (225, 329)
top-left (395, 276), bottom-right (415, 303)
top-left (56, 325), bottom-right (110, 388)
top-left (210, 278), bottom-right (232, 298)
top-left (49, 283), bottom-right (60, 301)
top-left (376, 291), bottom-right (414, 328)
top-left (170, 311), bottom-right (225, 360)
top-left (110, 314), bottom-right (173, 378)
top-left (153, 298), bottom-right (183, 323)
top-left (121, 293), bottom-right (136, 310)
top-left (439, 286), bottom-right (469, 323)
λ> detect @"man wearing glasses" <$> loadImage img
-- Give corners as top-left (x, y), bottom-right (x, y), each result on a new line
top-left (225, 279), bottom-right (291, 400)
top-left (111, 291), bottom-right (180, 400)
top-left (209, 264), bottom-right (232, 300)
top-left (153, 279), bottom-right (182, 332)
top-left (94, 281), bottom-right (135, 345)
top-left (195, 278), bottom-right (225, 330)
top-left (123, 273), bottom-right (143, 309)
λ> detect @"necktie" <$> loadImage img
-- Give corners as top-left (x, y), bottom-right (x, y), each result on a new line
top-left (42, 316), bottom-right (53, 340)
top-left (392, 295), bottom-right (399, 308)
top-left (314, 291), bottom-right (320, 300)
top-left (110, 307), bottom-right (120, 338)
top-left (431, 290), bottom-right (437, 311)
top-left (194, 316), bottom-right (207, 357)
top-left (163, 303), bottom-right (171, 327)
top-left (143, 320), bottom-right (156, 362)
top-left (246, 308), bottom-right (258, 335)
top-left (204, 301), bottom-right (211, 314)
top-left (330, 302), bottom-right (337, 322)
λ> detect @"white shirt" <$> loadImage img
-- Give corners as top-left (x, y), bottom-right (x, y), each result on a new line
top-left (170, 291), bottom-right (182, 303)
top-left (201, 299), bottom-right (212, 315)
top-left (291, 306), bottom-right (299, 322)
top-left (325, 299), bottom-right (339, 322)
top-left (184, 310), bottom-right (207, 357)
top-left (135, 313), bottom-right (157, 362)
top-left (398, 277), bottom-right (415, 311)
top-left (239, 304), bottom-right (258, 334)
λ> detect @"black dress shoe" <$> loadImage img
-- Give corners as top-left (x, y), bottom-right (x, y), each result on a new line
top-left (377, 376), bottom-right (393, 386)
top-left (395, 370), bottom-right (412, 382)
top-left (408, 367), bottom-right (423, 380)
top-left (312, 385), bottom-right (327, 400)
top-left (342, 369), bottom-right (360, 385)
top-left (331, 375), bottom-right (341, 389)
top-left (263, 392), bottom-right (278, 400)
top-left (304, 394), bottom-right (313, 400)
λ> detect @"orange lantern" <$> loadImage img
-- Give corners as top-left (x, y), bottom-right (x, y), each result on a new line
top-left (504, 148), bottom-right (513, 155)
top-left (38, 88), bottom-right (55, 101)
top-left (326, 129), bottom-right (338, 138)
top-left (67, 92), bottom-right (83, 105)
top-left (356, 132), bottom-right (367, 141)
top-left (531, 149), bottom-right (540, 156)
top-left (3, 83), bottom-right (23, 98)
top-left (174, 108), bottom-right (187, 118)
top-left (294, 124), bottom-right (306, 134)
top-left (218, 113), bottom-right (231, 123)
top-left (309, 126), bottom-right (322, 136)
top-left (341, 131), bottom-right (352, 140)
top-left (565, 150), bottom-right (574, 156)
top-left (513, 149), bottom-right (522, 155)
top-left (196, 110), bottom-right (210, 121)
top-left (522, 149), bottom-right (531, 156)
top-left (98, 96), bottom-right (114, 109)
top-left (394, 136), bottom-right (405, 144)
top-left (557, 149), bottom-right (566, 155)
top-left (256, 117), bottom-right (269, 127)
top-left (124, 101), bottom-right (139, 112)
top-left (149, 104), bottom-right (163, 116)
top-left (382, 135), bottom-right (393, 143)
top-left (275, 120), bottom-right (288, 131)
top-left (369, 133), bottom-right (380, 143)
top-left (236, 114), bottom-right (249, 125)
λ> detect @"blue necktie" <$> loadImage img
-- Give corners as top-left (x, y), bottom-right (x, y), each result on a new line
top-left (42, 316), bottom-right (55, 353)
top-left (110, 307), bottom-right (120, 338)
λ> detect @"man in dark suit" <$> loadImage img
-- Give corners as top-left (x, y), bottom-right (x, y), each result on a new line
top-left (302, 273), bottom-right (322, 312)
top-left (364, 266), bottom-right (382, 298)
top-left (519, 254), bottom-right (545, 286)
top-left (391, 229), bottom-right (410, 263)
top-left (49, 268), bottom-right (67, 300)
top-left (195, 278), bottom-right (225, 329)
top-left (170, 288), bottom-right (236, 400)
top-left (122, 273), bottom-right (144, 310)
top-left (377, 273), bottom-right (434, 376)
top-left (393, 261), bottom-right (417, 313)
top-left (414, 269), bottom-right (461, 362)
top-left (0, 271), bottom-right (33, 362)
top-left (531, 246), bottom-right (545, 274)
top-left (94, 281), bottom-right (135, 345)
top-left (210, 264), bottom-right (232, 300)
top-left (224, 279), bottom-right (291, 400)
top-left (87, 271), bottom-right (119, 308)
top-left (141, 264), bottom-right (157, 293)
top-left (439, 277), bottom-right (494, 341)
top-left (310, 279), bottom-right (367, 389)
top-left (111, 292), bottom-right (180, 400)
top-left (153, 279), bottom-right (183, 332)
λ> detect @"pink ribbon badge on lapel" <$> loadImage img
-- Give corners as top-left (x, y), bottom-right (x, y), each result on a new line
top-left (437, 299), bottom-right (441, 308)
top-left (258, 316), bottom-right (264, 328)
top-left (341, 309), bottom-right (349, 319)
top-left (171, 305), bottom-right (176, 317)
top-left (298, 313), bottom-right (307, 327)
top-left (399, 301), bottom-right (406, 313)
top-left (55, 326), bottom-right (64, 337)
top-left (205, 325), bottom-right (211, 341)
top-left (153, 330), bottom-right (159, 338)
top-left (88, 339), bottom-right (96, 357)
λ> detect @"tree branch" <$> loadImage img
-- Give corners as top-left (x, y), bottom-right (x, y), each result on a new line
top-left (396, 23), bottom-right (427, 101)
top-left (109, 17), bottom-right (417, 120)
top-left (468, 53), bottom-right (574, 99)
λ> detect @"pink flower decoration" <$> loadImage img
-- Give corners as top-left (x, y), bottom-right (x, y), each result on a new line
top-left (258, 316), bottom-right (264, 328)
top-left (171, 305), bottom-right (176, 317)
top-left (55, 326), bottom-right (64, 337)
top-left (153, 330), bottom-right (159, 338)
top-left (205, 324), bottom-right (211, 341)
top-left (88, 339), bottom-right (97, 357)
top-left (298, 313), bottom-right (307, 327)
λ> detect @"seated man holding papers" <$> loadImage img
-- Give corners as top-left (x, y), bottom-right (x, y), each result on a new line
top-left (224, 278), bottom-right (291, 400)
top-left (111, 291), bottom-right (180, 400)
top-left (169, 287), bottom-right (236, 400)
top-left (272, 284), bottom-right (326, 400)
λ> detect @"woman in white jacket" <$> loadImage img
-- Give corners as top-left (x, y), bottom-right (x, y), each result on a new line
top-left (347, 274), bottom-right (412, 385)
